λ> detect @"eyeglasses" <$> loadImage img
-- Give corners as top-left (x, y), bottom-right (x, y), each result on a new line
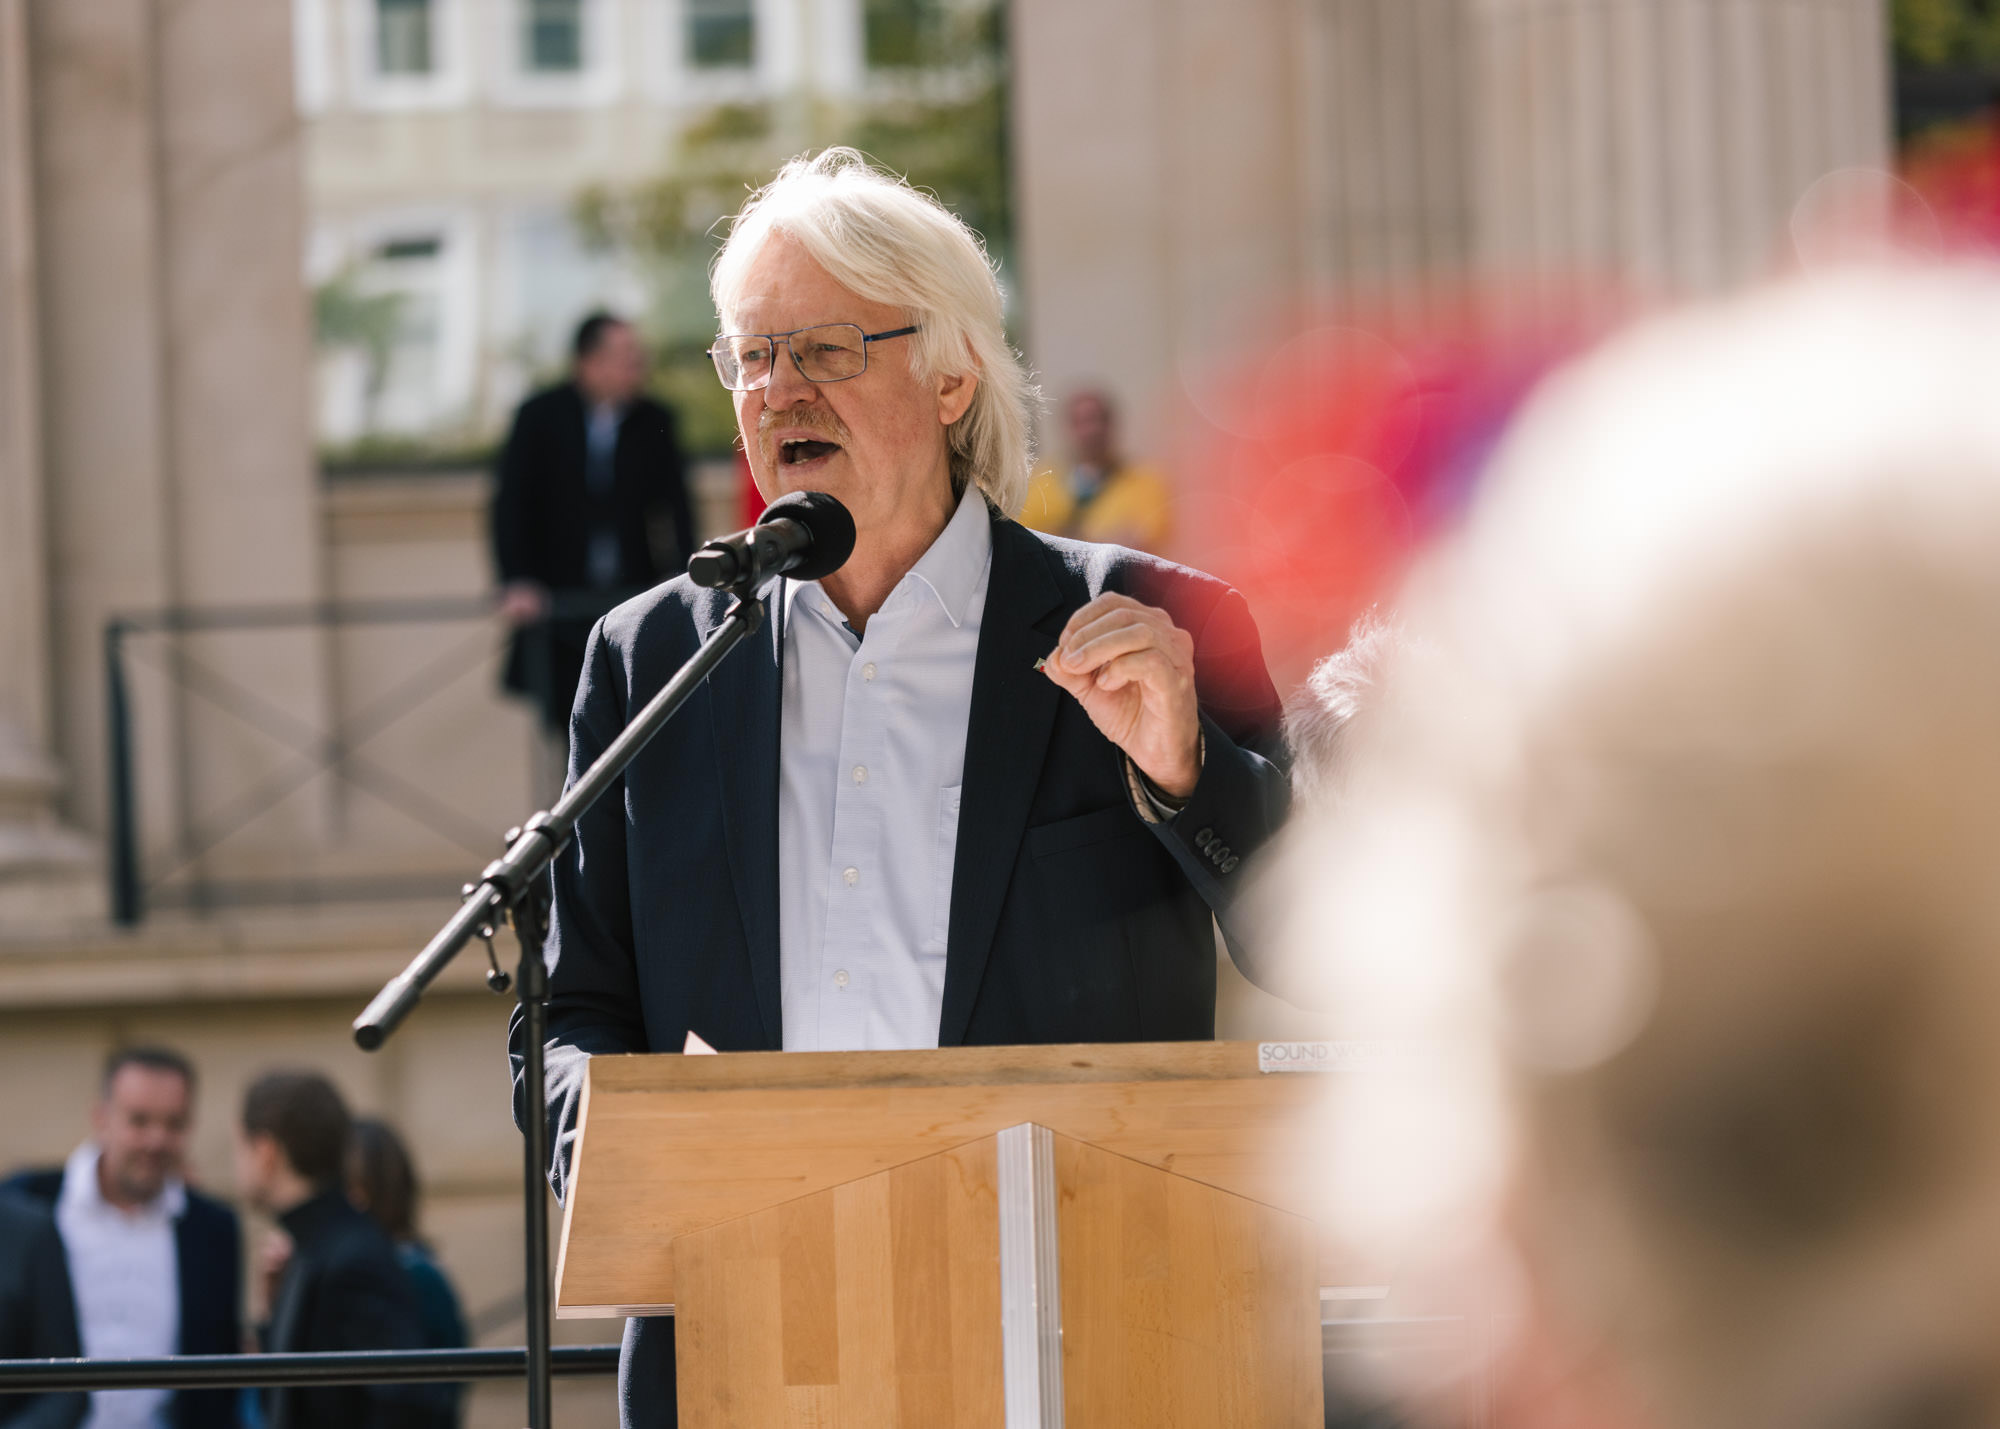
top-left (707, 323), bottom-right (920, 392)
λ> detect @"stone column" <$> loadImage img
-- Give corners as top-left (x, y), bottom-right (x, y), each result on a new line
top-left (1469, 0), bottom-right (1893, 299)
top-left (1012, 0), bottom-right (1894, 445)
top-left (30, 0), bottom-right (326, 911)
top-left (1010, 0), bottom-right (1316, 453)
top-left (0, 0), bottom-right (96, 926)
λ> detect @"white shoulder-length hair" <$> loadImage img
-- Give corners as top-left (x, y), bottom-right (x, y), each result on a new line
top-left (710, 147), bottom-right (1039, 516)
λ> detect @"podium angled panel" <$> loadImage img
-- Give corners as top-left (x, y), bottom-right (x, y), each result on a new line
top-left (557, 1041), bottom-right (1328, 1315)
top-left (672, 1137), bottom-right (1006, 1428)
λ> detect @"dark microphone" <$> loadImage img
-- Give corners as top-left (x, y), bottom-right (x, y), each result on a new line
top-left (686, 490), bottom-right (856, 590)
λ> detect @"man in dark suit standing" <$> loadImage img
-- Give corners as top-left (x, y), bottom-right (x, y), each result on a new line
top-left (491, 311), bottom-right (697, 735)
top-left (0, 1193), bottom-right (85, 1429)
top-left (510, 148), bottom-right (1292, 1429)
top-left (233, 1072), bottom-right (428, 1429)
top-left (4, 1047), bottom-right (239, 1429)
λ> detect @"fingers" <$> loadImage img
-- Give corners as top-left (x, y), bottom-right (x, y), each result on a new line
top-left (1058, 619), bottom-right (1156, 673)
top-left (1057, 607), bottom-right (1193, 677)
top-left (1038, 649), bottom-right (1098, 700)
top-left (1057, 592), bottom-right (1150, 645)
top-left (1043, 594), bottom-right (1197, 713)
top-left (1087, 646), bottom-right (1186, 695)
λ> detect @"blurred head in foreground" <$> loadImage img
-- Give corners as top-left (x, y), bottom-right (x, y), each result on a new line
top-left (1302, 267), bottom-right (2000, 1429)
top-left (1282, 610), bottom-right (1405, 813)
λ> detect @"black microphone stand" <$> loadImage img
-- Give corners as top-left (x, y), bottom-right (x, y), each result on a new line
top-left (352, 583), bottom-right (769, 1429)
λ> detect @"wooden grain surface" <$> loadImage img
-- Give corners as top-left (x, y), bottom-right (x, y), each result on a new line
top-left (1054, 1132), bottom-right (1324, 1427)
top-left (672, 1138), bottom-right (1005, 1429)
top-left (557, 1041), bottom-right (1333, 1315)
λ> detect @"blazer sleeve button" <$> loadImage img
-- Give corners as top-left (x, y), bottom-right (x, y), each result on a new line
top-left (1195, 828), bottom-right (1215, 850)
top-left (1221, 856), bottom-right (1239, 873)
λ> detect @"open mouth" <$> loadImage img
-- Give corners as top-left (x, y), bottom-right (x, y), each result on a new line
top-left (780, 438), bottom-right (842, 466)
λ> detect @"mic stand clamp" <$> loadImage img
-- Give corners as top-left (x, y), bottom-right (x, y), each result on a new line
top-left (353, 582), bottom-right (768, 1429)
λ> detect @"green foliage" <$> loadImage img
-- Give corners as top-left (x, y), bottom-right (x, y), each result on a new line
top-left (312, 266), bottom-right (405, 376)
top-left (863, 0), bottom-right (997, 70)
top-left (318, 433), bottom-right (497, 475)
top-left (1894, 0), bottom-right (2000, 68)
top-left (569, 4), bottom-right (1011, 457)
top-left (651, 346), bottom-right (743, 457)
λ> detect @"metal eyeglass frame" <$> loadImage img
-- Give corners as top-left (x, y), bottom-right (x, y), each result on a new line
top-left (707, 323), bottom-right (921, 392)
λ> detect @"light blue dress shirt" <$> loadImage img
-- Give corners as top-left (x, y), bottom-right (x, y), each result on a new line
top-left (584, 401), bottom-right (623, 588)
top-left (778, 488), bottom-right (992, 1050)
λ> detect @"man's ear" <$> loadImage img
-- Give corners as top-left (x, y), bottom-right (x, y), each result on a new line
top-left (937, 367), bottom-right (978, 427)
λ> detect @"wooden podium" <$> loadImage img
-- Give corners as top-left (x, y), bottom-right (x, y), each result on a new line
top-left (555, 1042), bottom-right (1336, 1426)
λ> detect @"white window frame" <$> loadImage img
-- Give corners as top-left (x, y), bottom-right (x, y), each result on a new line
top-left (345, 0), bottom-right (473, 110)
top-left (292, 0), bottom-right (336, 113)
top-left (314, 206), bottom-right (483, 437)
top-left (642, 0), bottom-right (809, 104)
top-left (489, 0), bottom-right (622, 108)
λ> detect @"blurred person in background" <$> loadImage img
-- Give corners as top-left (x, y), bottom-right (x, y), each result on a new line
top-left (345, 1120), bottom-right (465, 1429)
top-left (3, 1048), bottom-right (240, 1429)
top-left (1298, 267), bottom-right (2000, 1429)
top-left (233, 1072), bottom-right (424, 1429)
top-left (1020, 388), bottom-right (1173, 551)
top-left (491, 311), bottom-right (697, 743)
top-left (0, 1192), bottom-right (85, 1429)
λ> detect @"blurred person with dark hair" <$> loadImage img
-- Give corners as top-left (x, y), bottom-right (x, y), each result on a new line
top-left (345, 1120), bottom-right (465, 1429)
top-left (1020, 388), bottom-right (1173, 551)
top-left (0, 1193), bottom-right (85, 1429)
top-left (233, 1073), bottom-right (425, 1429)
top-left (3, 1048), bottom-right (240, 1429)
top-left (1298, 268), bottom-right (2000, 1429)
top-left (491, 310), bottom-right (697, 737)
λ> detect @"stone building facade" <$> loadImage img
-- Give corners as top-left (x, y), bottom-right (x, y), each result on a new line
top-left (1, 2), bottom-right (1890, 1425)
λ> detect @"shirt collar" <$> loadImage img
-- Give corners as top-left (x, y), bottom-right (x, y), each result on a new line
top-left (277, 1187), bottom-right (352, 1244)
top-left (789, 486), bottom-right (992, 632)
top-left (903, 486), bottom-right (991, 629)
top-left (60, 1141), bottom-right (186, 1220)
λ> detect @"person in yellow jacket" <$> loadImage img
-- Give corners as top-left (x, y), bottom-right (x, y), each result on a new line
top-left (1020, 388), bottom-right (1174, 552)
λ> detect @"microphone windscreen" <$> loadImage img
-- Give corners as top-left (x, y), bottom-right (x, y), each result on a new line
top-left (759, 490), bottom-right (856, 581)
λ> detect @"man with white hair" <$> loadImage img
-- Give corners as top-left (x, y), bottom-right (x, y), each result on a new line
top-left (511, 149), bottom-right (1290, 1423)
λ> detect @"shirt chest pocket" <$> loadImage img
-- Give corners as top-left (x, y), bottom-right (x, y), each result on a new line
top-left (931, 784), bottom-right (962, 949)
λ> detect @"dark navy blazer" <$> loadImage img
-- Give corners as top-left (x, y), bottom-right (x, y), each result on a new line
top-left (4, 1170), bottom-right (242, 1429)
top-left (508, 508), bottom-right (1291, 1427)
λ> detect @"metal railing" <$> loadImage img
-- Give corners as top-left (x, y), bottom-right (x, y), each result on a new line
top-left (0, 1345), bottom-right (621, 1393)
top-left (103, 593), bottom-right (624, 925)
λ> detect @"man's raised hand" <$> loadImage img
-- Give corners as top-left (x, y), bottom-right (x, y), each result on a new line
top-left (1040, 593), bottom-right (1202, 799)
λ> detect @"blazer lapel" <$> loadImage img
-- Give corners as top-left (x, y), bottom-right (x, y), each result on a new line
top-left (938, 517), bottom-right (1070, 1046)
top-left (706, 587), bottom-right (784, 1047)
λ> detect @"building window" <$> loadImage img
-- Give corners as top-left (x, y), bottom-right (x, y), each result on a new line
top-left (863, 0), bottom-right (939, 69)
top-left (377, 235), bottom-right (443, 262)
top-left (376, 0), bottom-right (434, 75)
top-left (687, 0), bottom-right (754, 69)
top-left (525, 0), bottom-right (584, 73)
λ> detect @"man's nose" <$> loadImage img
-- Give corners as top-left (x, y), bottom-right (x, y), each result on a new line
top-left (762, 341), bottom-right (818, 407)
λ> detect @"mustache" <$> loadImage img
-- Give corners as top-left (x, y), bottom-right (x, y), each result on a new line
top-left (757, 408), bottom-right (851, 448)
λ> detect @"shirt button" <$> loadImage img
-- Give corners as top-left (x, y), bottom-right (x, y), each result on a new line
top-left (862, 663), bottom-right (877, 681)
top-left (833, 969), bottom-right (850, 988)
top-left (842, 866), bottom-right (859, 886)
top-left (852, 765), bottom-right (867, 785)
